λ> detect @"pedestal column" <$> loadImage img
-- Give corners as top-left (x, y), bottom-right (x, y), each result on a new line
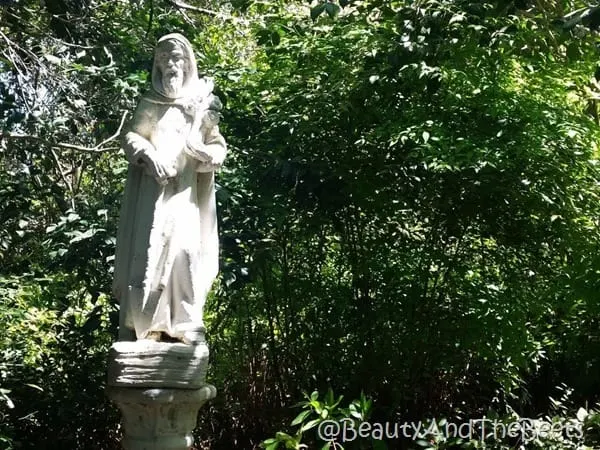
top-left (107, 340), bottom-right (215, 450)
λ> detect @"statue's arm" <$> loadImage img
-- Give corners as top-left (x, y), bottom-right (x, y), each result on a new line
top-left (121, 101), bottom-right (175, 184)
top-left (205, 124), bottom-right (227, 165)
top-left (121, 102), bottom-right (155, 166)
top-left (196, 124), bottom-right (227, 173)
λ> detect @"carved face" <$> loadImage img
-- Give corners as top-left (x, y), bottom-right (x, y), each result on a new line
top-left (151, 34), bottom-right (199, 100)
top-left (155, 41), bottom-right (187, 97)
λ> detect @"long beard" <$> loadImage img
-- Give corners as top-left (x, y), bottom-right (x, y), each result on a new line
top-left (162, 71), bottom-right (184, 97)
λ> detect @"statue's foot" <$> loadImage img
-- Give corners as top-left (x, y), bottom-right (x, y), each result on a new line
top-left (145, 331), bottom-right (162, 341)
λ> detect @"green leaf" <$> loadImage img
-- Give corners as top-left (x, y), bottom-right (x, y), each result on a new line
top-left (449, 13), bottom-right (466, 25)
top-left (311, 400), bottom-right (323, 414)
top-left (69, 229), bottom-right (99, 244)
top-left (325, 2), bottom-right (340, 18)
top-left (326, 388), bottom-right (334, 405)
top-left (301, 419), bottom-right (321, 432)
top-left (275, 432), bottom-right (294, 443)
top-left (310, 3), bottom-right (326, 20)
top-left (291, 410), bottom-right (311, 426)
top-left (331, 395), bottom-right (344, 409)
top-left (350, 410), bottom-right (362, 419)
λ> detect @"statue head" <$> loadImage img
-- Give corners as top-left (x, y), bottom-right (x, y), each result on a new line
top-left (152, 33), bottom-right (199, 99)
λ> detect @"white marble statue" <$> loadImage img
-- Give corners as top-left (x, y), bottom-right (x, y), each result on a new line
top-left (112, 33), bottom-right (226, 345)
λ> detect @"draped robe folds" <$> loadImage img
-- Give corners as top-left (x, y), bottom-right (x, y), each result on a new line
top-left (112, 82), bottom-right (226, 342)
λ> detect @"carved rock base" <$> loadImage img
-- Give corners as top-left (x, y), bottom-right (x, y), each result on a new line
top-left (107, 386), bottom-right (216, 450)
top-left (108, 340), bottom-right (209, 388)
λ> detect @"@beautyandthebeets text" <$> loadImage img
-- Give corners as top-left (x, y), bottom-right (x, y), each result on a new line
top-left (317, 417), bottom-right (583, 444)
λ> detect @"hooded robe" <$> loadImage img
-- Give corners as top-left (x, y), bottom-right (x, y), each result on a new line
top-left (112, 34), bottom-right (226, 342)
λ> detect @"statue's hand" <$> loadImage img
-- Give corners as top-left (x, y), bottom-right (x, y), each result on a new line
top-left (139, 152), bottom-right (176, 185)
top-left (185, 139), bottom-right (211, 162)
top-left (210, 152), bottom-right (225, 166)
top-left (194, 140), bottom-right (225, 172)
top-left (125, 132), bottom-right (155, 165)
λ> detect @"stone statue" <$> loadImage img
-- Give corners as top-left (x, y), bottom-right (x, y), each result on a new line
top-left (112, 33), bottom-right (226, 345)
top-left (108, 34), bottom-right (220, 449)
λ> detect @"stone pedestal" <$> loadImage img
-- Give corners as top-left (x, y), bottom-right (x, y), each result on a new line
top-left (107, 340), bottom-right (215, 450)
top-left (107, 386), bottom-right (216, 450)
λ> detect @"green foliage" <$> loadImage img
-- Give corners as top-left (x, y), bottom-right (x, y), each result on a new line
top-left (411, 405), bottom-right (600, 449)
top-left (261, 389), bottom-right (375, 449)
top-left (0, 274), bottom-right (119, 447)
top-left (209, 0), bottom-right (600, 445)
top-left (266, 390), bottom-right (600, 450)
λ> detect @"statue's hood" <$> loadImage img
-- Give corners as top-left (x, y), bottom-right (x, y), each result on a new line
top-left (151, 33), bottom-right (207, 101)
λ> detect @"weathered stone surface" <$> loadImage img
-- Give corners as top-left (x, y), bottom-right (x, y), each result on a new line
top-left (112, 32), bottom-right (227, 343)
top-left (108, 340), bottom-right (209, 388)
top-left (107, 386), bottom-right (216, 450)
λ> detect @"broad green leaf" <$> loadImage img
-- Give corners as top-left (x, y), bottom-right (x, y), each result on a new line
top-left (324, 2), bottom-right (340, 18)
top-left (291, 410), bottom-right (311, 426)
top-left (311, 3), bottom-right (326, 20)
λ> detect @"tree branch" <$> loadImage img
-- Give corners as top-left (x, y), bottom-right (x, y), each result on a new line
top-left (0, 133), bottom-right (119, 152)
top-left (49, 147), bottom-right (76, 210)
top-left (0, 111), bottom-right (128, 153)
top-left (166, 0), bottom-right (234, 21)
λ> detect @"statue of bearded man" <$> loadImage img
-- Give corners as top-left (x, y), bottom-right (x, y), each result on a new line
top-left (112, 33), bottom-right (226, 345)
